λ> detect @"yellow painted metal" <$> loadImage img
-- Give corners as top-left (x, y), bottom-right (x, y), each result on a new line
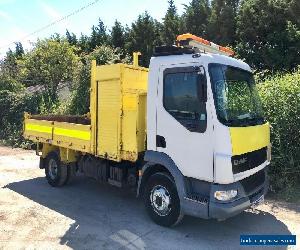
top-left (54, 127), bottom-right (90, 140)
top-left (24, 59), bottom-right (148, 163)
top-left (97, 77), bottom-right (122, 160)
top-left (230, 123), bottom-right (270, 155)
top-left (91, 62), bottom-right (148, 161)
top-left (52, 122), bottom-right (91, 152)
top-left (24, 119), bottom-right (53, 140)
top-left (53, 122), bottom-right (91, 141)
top-left (137, 93), bottom-right (147, 152)
top-left (59, 147), bottom-right (78, 163)
top-left (39, 143), bottom-right (77, 163)
top-left (25, 123), bottom-right (52, 134)
top-left (41, 143), bottom-right (58, 158)
top-left (90, 60), bottom-right (97, 155)
top-left (24, 116), bottom-right (92, 153)
top-left (133, 52), bottom-right (141, 67)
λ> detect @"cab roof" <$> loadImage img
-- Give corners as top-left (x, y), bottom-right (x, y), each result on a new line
top-left (151, 52), bottom-right (251, 72)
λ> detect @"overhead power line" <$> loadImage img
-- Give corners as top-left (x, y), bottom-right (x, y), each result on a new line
top-left (0, 0), bottom-right (101, 53)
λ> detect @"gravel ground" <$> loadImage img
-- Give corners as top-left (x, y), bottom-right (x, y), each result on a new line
top-left (0, 146), bottom-right (299, 250)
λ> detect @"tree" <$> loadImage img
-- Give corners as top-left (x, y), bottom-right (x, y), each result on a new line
top-left (78, 33), bottom-right (89, 53)
top-left (208, 0), bottom-right (239, 45)
top-left (162, 0), bottom-right (180, 45)
top-left (89, 18), bottom-right (109, 51)
top-left (236, 0), bottom-right (300, 71)
top-left (183, 0), bottom-right (210, 37)
top-left (66, 30), bottom-right (78, 46)
top-left (1, 49), bottom-right (19, 79)
top-left (23, 39), bottom-right (80, 102)
top-left (111, 20), bottom-right (126, 49)
top-left (15, 42), bottom-right (24, 59)
top-left (126, 12), bottom-right (161, 67)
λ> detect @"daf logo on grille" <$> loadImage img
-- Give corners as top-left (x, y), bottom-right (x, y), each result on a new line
top-left (234, 157), bottom-right (247, 166)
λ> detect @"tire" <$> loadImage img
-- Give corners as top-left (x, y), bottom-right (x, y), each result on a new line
top-left (45, 152), bottom-right (68, 187)
top-left (144, 172), bottom-right (184, 227)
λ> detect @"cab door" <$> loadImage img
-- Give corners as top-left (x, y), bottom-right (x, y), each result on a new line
top-left (156, 63), bottom-right (214, 181)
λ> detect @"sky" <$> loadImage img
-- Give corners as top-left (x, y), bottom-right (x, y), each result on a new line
top-left (0, 0), bottom-right (187, 58)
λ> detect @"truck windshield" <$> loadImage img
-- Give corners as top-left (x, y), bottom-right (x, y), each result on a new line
top-left (209, 63), bottom-right (264, 126)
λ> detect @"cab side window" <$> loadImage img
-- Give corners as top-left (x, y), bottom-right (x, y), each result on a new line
top-left (163, 67), bottom-right (207, 133)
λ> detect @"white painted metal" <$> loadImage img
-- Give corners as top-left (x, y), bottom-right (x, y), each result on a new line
top-left (147, 52), bottom-right (259, 184)
top-left (155, 60), bottom-right (214, 182)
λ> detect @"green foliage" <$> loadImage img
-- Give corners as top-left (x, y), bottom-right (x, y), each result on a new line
top-left (161, 0), bottom-right (181, 45)
top-left (111, 20), bottom-right (126, 49)
top-left (23, 38), bottom-right (80, 101)
top-left (89, 18), bottom-right (109, 52)
top-left (66, 30), bottom-right (78, 46)
top-left (183, 0), bottom-right (211, 37)
top-left (258, 69), bottom-right (300, 191)
top-left (0, 75), bottom-right (24, 92)
top-left (126, 12), bottom-right (162, 67)
top-left (0, 90), bottom-right (44, 146)
top-left (209, 0), bottom-right (238, 44)
top-left (1, 49), bottom-right (20, 79)
top-left (236, 0), bottom-right (300, 71)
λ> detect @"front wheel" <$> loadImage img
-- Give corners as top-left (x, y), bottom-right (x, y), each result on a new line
top-left (144, 172), bottom-right (183, 227)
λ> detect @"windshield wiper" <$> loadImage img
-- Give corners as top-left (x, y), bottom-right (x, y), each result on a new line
top-left (226, 116), bottom-right (264, 126)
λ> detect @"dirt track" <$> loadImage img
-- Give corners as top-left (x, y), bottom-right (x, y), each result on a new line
top-left (0, 146), bottom-right (299, 250)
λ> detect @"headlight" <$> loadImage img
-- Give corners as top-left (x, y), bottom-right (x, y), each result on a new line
top-left (214, 190), bottom-right (238, 201)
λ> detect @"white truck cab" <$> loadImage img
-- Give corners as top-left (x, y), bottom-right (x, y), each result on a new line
top-left (139, 34), bottom-right (270, 226)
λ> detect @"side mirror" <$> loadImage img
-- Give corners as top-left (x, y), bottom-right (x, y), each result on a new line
top-left (197, 66), bottom-right (207, 102)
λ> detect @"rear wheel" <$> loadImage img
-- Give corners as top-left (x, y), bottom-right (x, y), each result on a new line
top-left (144, 172), bottom-right (183, 227)
top-left (45, 152), bottom-right (68, 187)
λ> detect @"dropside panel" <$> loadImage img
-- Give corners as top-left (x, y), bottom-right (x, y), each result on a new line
top-left (24, 119), bottom-right (53, 142)
top-left (52, 122), bottom-right (91, 152)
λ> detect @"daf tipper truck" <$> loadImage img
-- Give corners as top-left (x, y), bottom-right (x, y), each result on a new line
top-left (23, 34), bottom-right (271, 227)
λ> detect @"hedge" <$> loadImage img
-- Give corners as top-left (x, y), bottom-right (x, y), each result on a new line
top-left (258, 68), bottom-right (300, 191)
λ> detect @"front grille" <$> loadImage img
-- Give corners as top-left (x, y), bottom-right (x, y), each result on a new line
top-left (240, 170), bottom-right (265, 194)
top-left (232, 147), bottom-right (267, 174)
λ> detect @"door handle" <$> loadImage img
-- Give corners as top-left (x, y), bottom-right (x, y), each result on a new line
top-left (156, 135), bottom-right (166, 148)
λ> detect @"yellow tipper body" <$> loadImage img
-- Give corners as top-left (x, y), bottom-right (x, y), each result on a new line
top-left (24, 60), bottom-right (148, 163)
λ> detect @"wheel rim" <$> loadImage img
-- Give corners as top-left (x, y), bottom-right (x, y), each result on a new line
top-left (48, 159), bottom-right (58, 180)
top-left (150, 185), bottom-right (171, 216)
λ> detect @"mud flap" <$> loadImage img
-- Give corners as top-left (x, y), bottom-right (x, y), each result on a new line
top-left (39, 157), bottom-right (46, 169)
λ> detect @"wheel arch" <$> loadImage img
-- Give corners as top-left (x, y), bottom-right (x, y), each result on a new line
top-left (137, 151), bottom-right (187, 201)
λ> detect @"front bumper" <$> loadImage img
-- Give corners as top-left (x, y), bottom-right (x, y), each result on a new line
top-left (182, 168), bottom-right (269, 220)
